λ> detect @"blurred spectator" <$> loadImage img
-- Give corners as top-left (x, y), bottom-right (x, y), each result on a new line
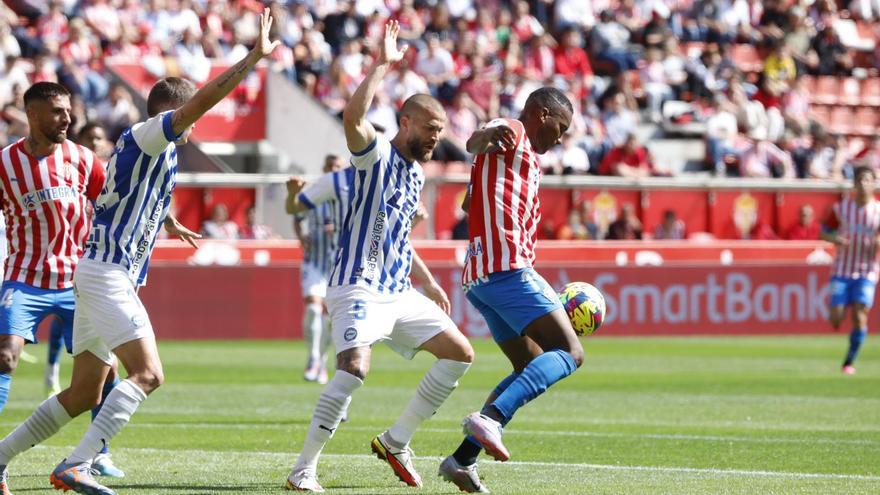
top-left (763, 40), bottom-right (797, 88)
top-left (601, 90), bottom-right (639, 149)
top-left (807, 134), bottom-right (851, 180)
top-left (555, 133), bottom-right (591, 175)
top-left (599, 134), bottom-right (662, 178)
top-left (590, 10), bottom-right (638, 74)
top-left (58, 18), bottom-right (108, 104)
top-left (854, 136), bottom-right (880, 171)
top-left (323, 1), bottom-right (365, 53)
top-left (554, 28), bottom-right (593, 95)
top-left (705, 95), bottom-right (740, 176)
top-left (95, 84), bottom-right (139, 139)
top-left (653, 209), bottom-right (686, 240)
top-left (785, 204), bottom-right (821, 240)
top-left (579, 201), bottom-right (601, 240)
top-left (522, 34), bottom-right (556, 82)
top-left (441, 90), bottom-right (482, 160)
top-left (76, 122), bottom-right (113, 160)
top-left (739, 128), bottom-right (796, 178)
top-left (607, 203), bottom-right (643, 240)
top-left (416, 34), bottom-right (455, 100)
top-left (745, 220), bottom-right (779, 240)
top-left (554, 0), bottom-right (595, 31)
top-left (202, 204), bottom-right (239, 240)
top-left (812, 26), bottom-right (852, 75)
top-left (640, 47), bottom-right (674, 122)
top-left (174, 26), bottom-right (211, 83)
top-left (240, 206), bottom-right (275, 240)
top-left (511, 1), bottom-right (544, 43)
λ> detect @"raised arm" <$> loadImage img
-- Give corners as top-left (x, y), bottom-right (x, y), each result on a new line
top-left (170, 8), bottom-right (280, 136)
top-left (341, 21), bottom-right (407, 153)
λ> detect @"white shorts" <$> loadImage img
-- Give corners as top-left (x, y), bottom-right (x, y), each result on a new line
top-left (301, 263), bottom-right (328, 299)
top-left (326, 284), bottom-right (456, 359)
top-left (72, 258), bottom-right (154, 365)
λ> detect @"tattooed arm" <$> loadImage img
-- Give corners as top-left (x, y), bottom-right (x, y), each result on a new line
top-left (170, 8), bottom-right (280, 136)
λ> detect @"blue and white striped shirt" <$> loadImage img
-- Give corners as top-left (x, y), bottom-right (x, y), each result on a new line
top-left (84, 111), bottom-right (181, 286)
top-left (330, 135), bottom-right (424, 293)
top-left (297, 167), bottom-right (354, 277)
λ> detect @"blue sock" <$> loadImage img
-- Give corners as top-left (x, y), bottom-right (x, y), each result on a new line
top-left (489, 350), bottom-right (577, 424)
top-left (844, 328), bottom-right (867, 366)
top-left (47, 319), bottom-right (64, 366)
top-left (0, 373), bottom-right (10, 414)
top-left (92, 376), bottom-right (120, 454)
top-left (455, 372), bottom-right (520, 465)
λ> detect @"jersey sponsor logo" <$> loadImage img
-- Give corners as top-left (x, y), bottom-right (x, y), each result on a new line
top-left (129, 201), bottom-right (164, 279)
top-left (364, 210), bottom-right (386, 279)
top-left (343, 327), bottom-right (358, 341)
top-left (20, 186), bottom-right (77, 211)
top-left (466, 237), bottom-right (483, 259)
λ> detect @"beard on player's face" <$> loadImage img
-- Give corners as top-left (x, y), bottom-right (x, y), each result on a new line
top-left (45, 124), bottom-right (67, 144)
top-left (407, 134), bottom-right (436, 162)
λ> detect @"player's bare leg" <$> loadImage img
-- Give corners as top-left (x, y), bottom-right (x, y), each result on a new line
top-left (842, 304), bottom-right (869, 374)
top-left (374, 329), bottom-right (472, 488)
top-left (0, 352), bottom-right (109, 494)
top-left (0, 335), bottom-right (25, 414)
top-left (829, 305), bottom-right (846, 331)
top-left (52, 338), bottom-right (161, 494)
top-left (288, 347), bottom-right (370, 492)
top-left (303, 295), bottom-right (325, 382)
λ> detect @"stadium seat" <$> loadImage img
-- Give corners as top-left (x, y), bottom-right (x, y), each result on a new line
top-left (854, 107), bottom-right (878, 136)
top-left (862, 78), bottom-right (880, 106)
top-left (829, 106), bottom-right (855, 135)
top-left (809, 105), bottom-right (831, 123)
top-left (840, 77), bottom-right (861, 106)
top-left (812, 77), bottom-right (840, 105)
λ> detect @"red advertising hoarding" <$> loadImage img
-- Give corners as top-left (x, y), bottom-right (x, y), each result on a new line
top-left (139, 241), bottom-right (852, 340)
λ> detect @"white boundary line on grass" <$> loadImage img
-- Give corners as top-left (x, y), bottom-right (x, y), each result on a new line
top-left (31, 446), bottom-right (880, 482)
top-left (7, 421), bottom-right (873, 446)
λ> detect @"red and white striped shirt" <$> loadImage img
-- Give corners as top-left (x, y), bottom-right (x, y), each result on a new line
top-left (0, 139), bottom-right (105, 289)
top-left (463, 118), bottom-right (542, 286)
top-left (828, 197), bottom-right (880, 282)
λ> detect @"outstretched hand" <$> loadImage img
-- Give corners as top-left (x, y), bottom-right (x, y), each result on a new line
top-left (165, 217), bottom-right (202, 249)
top-left (253, 7), bottom-right (282, 59)
top-left (378, 20), bottom-right (407, 66)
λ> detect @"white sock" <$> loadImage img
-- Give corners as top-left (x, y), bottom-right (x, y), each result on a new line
top-left (0, 396), bottom-right (72, 465)
top-left (304, 303), bottom-right (323, 365)
top-left (387, 359), bottom-right (471, 446)
top-left (67, 379), bottom-right (147, 465)
top-left (292, 370), bottom-right (362, 473)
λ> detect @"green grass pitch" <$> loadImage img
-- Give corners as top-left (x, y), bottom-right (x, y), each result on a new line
top-left (0, 336), bottom-right (878, 494)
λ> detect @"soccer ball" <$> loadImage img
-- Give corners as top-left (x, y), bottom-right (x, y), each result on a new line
top-left (559, 282), bottom-right (606, 336)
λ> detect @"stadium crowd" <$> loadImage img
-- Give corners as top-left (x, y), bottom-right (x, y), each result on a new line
top-left (1, 0), bottom-right (879, 180)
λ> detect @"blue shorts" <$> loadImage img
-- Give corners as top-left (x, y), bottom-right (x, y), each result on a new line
top-left (829, 276), bottom-right (877, 309)
top-left (0, 281), bottom-right (74, 351)
top-left (465, 268), bottom-right (563, 344)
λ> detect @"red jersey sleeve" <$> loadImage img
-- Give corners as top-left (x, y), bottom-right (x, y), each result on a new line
top-left (85, 157), bottom-right (106, 202)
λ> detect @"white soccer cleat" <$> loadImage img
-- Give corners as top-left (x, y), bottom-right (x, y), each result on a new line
top-left (304, 362), bottom-right (321, 382)
top-left (285, 469), bottom-right (324, 492)
top-left (438, 455), bottom-right (490, 493)
top-left (462, 412), bottom-right (509, 462)
top-left (92, 453), bottom-right (125, 478)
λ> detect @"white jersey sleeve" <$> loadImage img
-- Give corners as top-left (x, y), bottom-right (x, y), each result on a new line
top-left (349, 134), bottom-right (391, 170)
top-left (298, 171), bottom-right (337, 209)
top-left (130, 111), bottom-right (182, 156)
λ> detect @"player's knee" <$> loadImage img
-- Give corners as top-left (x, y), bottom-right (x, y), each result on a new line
top-left (338, 361), bottom-right (368, 381)
top-left (132, 369), bottom-right (164, 394)
top-left (0, 348), bottom-right (20, 375)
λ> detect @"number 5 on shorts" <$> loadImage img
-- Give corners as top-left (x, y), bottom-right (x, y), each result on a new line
top-left (352, 300), bottom-right (366, 321)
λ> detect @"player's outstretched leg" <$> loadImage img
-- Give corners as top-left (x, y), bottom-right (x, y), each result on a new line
top-left (287, 348), bottom-right (367, 492)
top-left (373, 321), bottom-right (472, 488)
top-left (466, 311), bottom-right (583, 462)
top-left (45, 318), bottom-right (65, 396)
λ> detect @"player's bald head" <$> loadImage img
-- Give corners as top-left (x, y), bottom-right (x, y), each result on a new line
top-left (400, 94), bottom-right (445, 121)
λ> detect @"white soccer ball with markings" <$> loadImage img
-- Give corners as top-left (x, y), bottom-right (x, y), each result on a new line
top-left (559, 282), bottom-right (606, 336)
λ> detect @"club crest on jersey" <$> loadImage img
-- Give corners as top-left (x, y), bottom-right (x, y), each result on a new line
top-left (62, 161), bottom-right (75, 181)
top-left (20, 186), bottom-right (76, 210)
